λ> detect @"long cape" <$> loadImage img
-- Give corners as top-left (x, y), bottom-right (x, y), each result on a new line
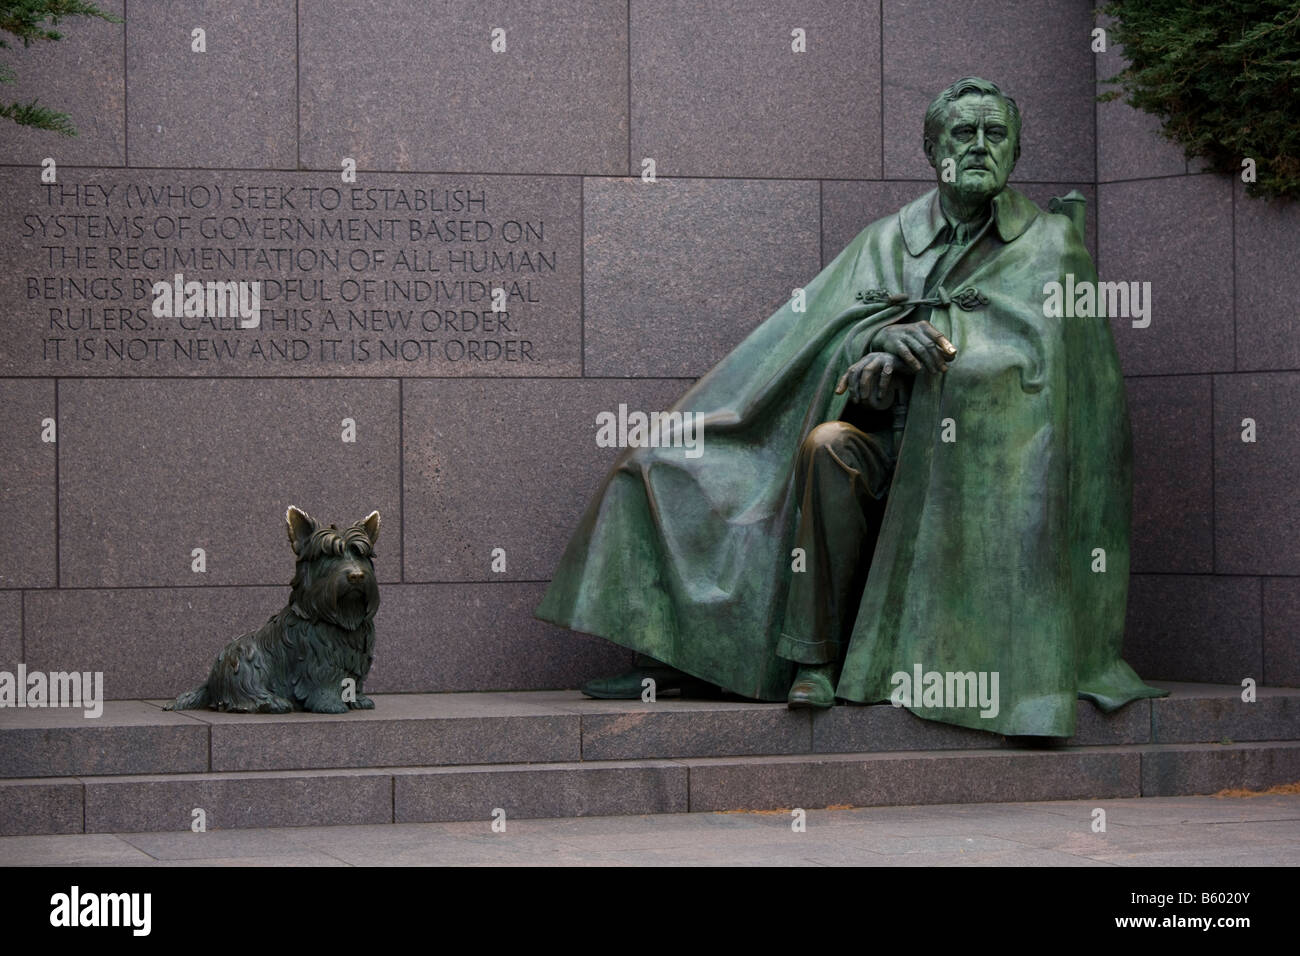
top-left (536, 186), bottom-right (1168, 737)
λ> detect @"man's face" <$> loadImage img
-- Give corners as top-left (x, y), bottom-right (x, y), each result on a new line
top-left (928, 94), bottom-right (1017, 206)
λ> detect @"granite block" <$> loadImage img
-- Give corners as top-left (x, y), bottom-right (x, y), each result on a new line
top-left (24, 585), bottom-right (285, 700)
top-left (1140, 742), bottom-right (1300, 797)
top-left (811, 703), bottom-right (1011, 754)
top-left (0, 592), bottom-right (20, 665)
top-left (1263, 578), bottom-right (1300, 687)
top-left (0, 168), bottom-right (582, 377)
top-left (24, 582), bottom-right (634, 700)
top-left (582, 177), bottom-right (820, 377)
top-left (576, 700), bottom-right (812, 760)
top-left (0, 0), bottom-right (124, 167)
top-left (0, 380), bottom-right (57, 588)
top-left (57, 378), bottom-right (400, 587)
top-left (369, 584), bottom-right (633, 693)
top-left (820, 180), bottom-right (929, 267)
top-left (684, 750), bottom-right (1141, 811)
top-left (199, 692), bottom-right (580, 771)
top-left (1214, 372), bottom-right (1300, 575)
top-left (300, 0), bottom-right (627, 174)
top-left (1096, 97), bottom-right (1187, 184)
top-left (1095, 16), bottom-right (1188, 182)
top-left (84, 768), bottom-right (393, 832)
top-left (1125, 375), bottom-right (1214, 573)
top-left (1075, 696), bottom-right (1153, 746)
top-left (811, 697), bottom-right (1151, 752)
top-left (0, 779), bottom-right (84, 836)
top-left (630, 0), bottom-right (881, 179)
top-left (1098, 176), bottom-right (1234, 376)
top-left (393, 760), bottom-right (689, 822)
top-left (1124, 575), bottom-right (1263, 684)
top-left (126, 0), bottom-right (295, 168)
top-left (403, 378), bottom-right (686, 581)
top-left (0, 700), bottom-right (208, 778)
top-left (1236, 183), bottom-right (1300, 370)
top-left (883, 0), bottom-right (1095, 183)
top-left (1151, 683), bottom-right (1300, 744)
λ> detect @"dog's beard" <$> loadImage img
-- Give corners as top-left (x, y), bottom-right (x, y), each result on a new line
top-left (293, 579), bottom-right (378, 631)
top-left (327, 587), bottom-right (377, 631)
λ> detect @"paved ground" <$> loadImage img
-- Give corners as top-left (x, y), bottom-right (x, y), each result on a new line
top-left (3, 793), bottom-right (1299, 866)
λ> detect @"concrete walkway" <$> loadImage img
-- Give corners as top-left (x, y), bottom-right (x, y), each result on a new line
top-left (3, 793), bottom-right (1298, 866)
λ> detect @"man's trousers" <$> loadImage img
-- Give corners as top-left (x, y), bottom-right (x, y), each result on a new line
top-left (775, 419), bottom-right (896, 666)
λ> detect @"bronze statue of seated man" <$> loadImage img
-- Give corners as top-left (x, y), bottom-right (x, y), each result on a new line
top-left (538, 77), bottom-right (1167, 738)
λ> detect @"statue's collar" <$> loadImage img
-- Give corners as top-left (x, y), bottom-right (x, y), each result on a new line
top-left (900, 187), bottom-right (1038, 256)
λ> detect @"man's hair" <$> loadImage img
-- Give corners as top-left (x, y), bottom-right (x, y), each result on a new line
top-left (923, 76), bottom-right (1021, 164)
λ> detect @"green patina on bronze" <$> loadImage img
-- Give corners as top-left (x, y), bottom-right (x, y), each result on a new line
top-left (537, 77), bottom-right (1168, 738)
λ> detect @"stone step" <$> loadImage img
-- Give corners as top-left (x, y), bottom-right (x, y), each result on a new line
top-left (1, 683), bottom-right (1296, 781)
top-left (3, 683), bottom-right (1297, 836)
top-left (4, 740), bottom-right (1299, 835)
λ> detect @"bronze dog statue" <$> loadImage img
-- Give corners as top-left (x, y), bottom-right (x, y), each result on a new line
top-left (166, 507), bottom-right (380, 713)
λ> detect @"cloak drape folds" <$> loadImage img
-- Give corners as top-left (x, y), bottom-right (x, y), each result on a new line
top-left (536, 187), bottom-right (1167, 737)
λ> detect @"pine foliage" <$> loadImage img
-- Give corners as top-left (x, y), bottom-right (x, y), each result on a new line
top-left (0, 0), bottom-right (121, 135)
top-left (1099, 0), bottom-right (1300, 200)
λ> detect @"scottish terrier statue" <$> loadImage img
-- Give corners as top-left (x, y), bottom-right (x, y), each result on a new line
top-left (166, 506), bottom-right (381, 714)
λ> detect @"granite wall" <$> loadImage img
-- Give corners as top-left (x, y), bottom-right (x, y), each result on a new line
top-left (0, 0), bottom-right (1292, 698)
top-left (1096, 19), bottom-right (1300, 688)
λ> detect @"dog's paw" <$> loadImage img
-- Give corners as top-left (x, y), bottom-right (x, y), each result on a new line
top-left (256, 697), bottom-right (294, 714)
top-left (348, 695), bottom-right (376, 710)
top-left (305, 696), bottom-right (349, 714)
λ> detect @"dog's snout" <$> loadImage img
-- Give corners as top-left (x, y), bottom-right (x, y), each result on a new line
top-left (347, 569), bottom-right (366, 584)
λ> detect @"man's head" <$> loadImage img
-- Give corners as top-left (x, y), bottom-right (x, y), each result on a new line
top-left (923, 77), bottom-right (1020, 213)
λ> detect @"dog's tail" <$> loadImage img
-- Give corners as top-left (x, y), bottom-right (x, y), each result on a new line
top-left (164, 684), bottom-right (211, 711)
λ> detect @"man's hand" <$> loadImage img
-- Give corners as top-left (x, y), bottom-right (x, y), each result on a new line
top-left (872, 320), bottom-right (957, 373)
top-left (835, 352), bottom-right (906, 409)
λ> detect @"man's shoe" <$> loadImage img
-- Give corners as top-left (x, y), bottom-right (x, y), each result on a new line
top-left (581, 664), bottom-right (718, 700)
top-left (787, 664), bottom-right (836, 709)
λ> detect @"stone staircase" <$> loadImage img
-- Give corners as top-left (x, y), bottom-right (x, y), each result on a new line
top-left (2, 683), bottom-right (1298, 835)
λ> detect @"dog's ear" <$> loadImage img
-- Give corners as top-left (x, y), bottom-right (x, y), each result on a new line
top-left (359, 510), bottom-right (381, 546)
top-left (286, 506), bottom-right (318, 555)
